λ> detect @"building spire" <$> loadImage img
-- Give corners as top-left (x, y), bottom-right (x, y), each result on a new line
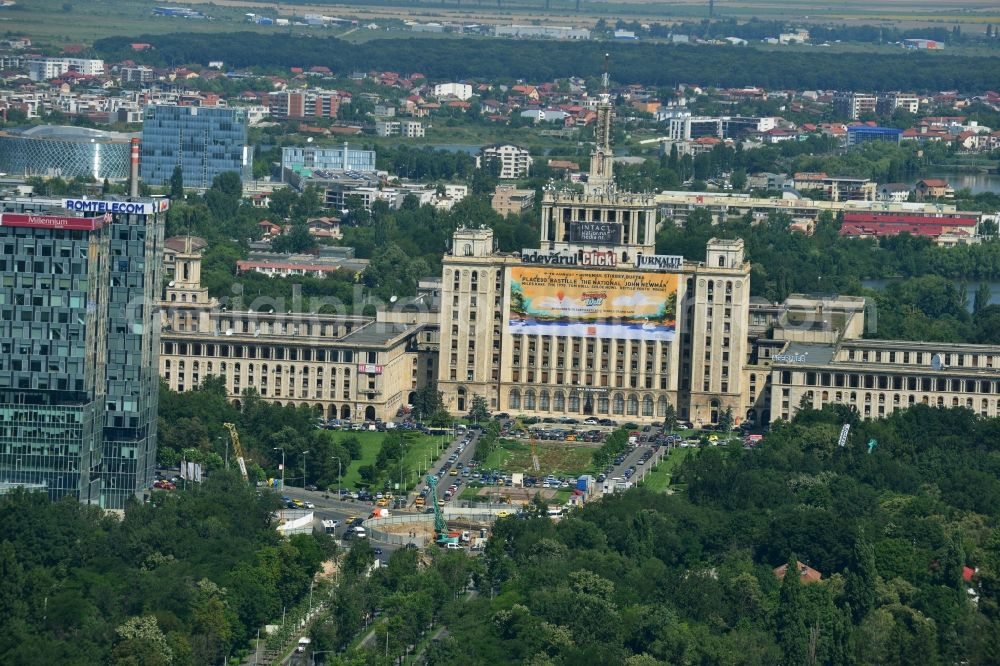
top-left (586, 53), bottom-right (615, 196)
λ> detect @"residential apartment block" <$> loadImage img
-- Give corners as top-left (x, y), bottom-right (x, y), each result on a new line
top-left (27, 57), bottom-right (105, 82)
top-left (374, 120), bottom-right (425, 138)
top-left (476, 143), bottom-right (533, 180)
top-left (267, 90), bottom-right (341, 119)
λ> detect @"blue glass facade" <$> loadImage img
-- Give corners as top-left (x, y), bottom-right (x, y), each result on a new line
top-left (140, 105), bottom-right (251, 189)
top-left (0, 219), bottom-right (109, 503)
top-left (281, 145), bottom-right (377, 175)
top-left (847, 125), bottom-right (903, 147)
top-left (0, 198), bottom-right (165, 508)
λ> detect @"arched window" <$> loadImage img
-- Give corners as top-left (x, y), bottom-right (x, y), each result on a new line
top-left (718, 255), bottom-right (726, 268)
top-left (613, 393), bottom-right (624, 414)
top-left (657, 396), bottom-right (668, 417)
top-left (710, 398), bottom-right (720, 424)
top-left (569, 392), bottom-right (579, 411)
top-left (509, 389), bottom-right (521, 409)
top-left (525, 390), bottom-right (536, 410)
top-left (178, 360), bottom-right (185, 370)
top-left (539, 390), bottom-right (550, 411)
top-left (457, 387), bottom-right (467, 412)
top-left (554, 391), bottom-right (565, 411)
top-left (642, 395), bottom-right (653, 417)
top-left (598, 395), bottom-right (610, 414)
top-left (165, 360), bottom-right (171, 369)
top-left (627, 395), bottom-right (639, 416)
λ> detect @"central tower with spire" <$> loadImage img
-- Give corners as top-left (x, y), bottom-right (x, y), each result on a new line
top-left (586, 53), bottom-right (616, 196)
top-left (538, 54), bottom-right (657, 259)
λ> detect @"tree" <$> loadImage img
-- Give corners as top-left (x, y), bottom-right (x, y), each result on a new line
top-left (411, 382), bottom-right (443, 420)
top-left (268, 187), bottom-right (298, 220)
top-left (717, 407), bottom-right (734, 431)
top-left (468, 395), bottom-right (490, 423)
top-left (661, 401), bottom-right (679, 434)
top-left (974, 282), bottom-right (992, 315)
top-left (270, 223), bottom-right (316, 253)
top-left (731, 167), bottom-right (747, 191)
top-left (846, 532), bottom-right (878, 622)
top-left (211, 171), bottom-right (243, 199)
top-left (170, 166), bottom-right (184, 200)
top-left (775, 553), bottom-right (810, 666)
top-left (112, 616), bottom-right (173, 666)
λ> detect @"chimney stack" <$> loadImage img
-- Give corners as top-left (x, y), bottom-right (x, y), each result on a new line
top-left (129, 137), bottom-right (140, 197)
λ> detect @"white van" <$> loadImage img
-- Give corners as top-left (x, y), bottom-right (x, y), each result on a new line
top-left (445, 542), bottom-right (463, 550)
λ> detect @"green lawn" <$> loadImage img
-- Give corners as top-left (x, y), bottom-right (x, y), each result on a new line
top-left (327, 430), bottom-right (446, 491)
top-left (638, 447), bottom-right (694, 493)
top-left (480, 438), bottom-right (595, 478)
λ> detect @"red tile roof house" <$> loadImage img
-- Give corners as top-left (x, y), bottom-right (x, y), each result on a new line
top-left (773, 561), bottom-right (822, 583)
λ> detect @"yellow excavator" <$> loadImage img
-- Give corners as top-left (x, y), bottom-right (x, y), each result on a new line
top-left (223, 423), bottom-right (250, 483)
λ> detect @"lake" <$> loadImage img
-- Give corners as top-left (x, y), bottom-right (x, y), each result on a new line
top-left (938, 171), bottom-right (1000, 195)
top-left (862, 279), bottom-right (1000, 312)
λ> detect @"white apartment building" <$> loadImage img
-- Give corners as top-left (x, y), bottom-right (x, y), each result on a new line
top-left (432, 83), bottom-right (473, 101)
top-left (476, 143), bottom-right (533, 180)
top-left (374, 120), bottom-right (425, 138)
top-left (27, 57), bottom-right (105, 82)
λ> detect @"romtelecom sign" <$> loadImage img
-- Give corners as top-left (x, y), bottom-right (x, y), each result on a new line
top-left (63, 198), bottom-right (170, 215)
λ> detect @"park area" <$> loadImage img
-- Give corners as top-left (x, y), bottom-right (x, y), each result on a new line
top-left (326, 429), bottom-right (449, 492)
top-left (482, 438), bottom-right (598, 478)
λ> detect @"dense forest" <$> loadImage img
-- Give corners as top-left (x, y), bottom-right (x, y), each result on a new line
top-left (158, 376), bottom-right (368, 490)
top-left (408, 404), bottom-right (1000, 665)
top-left (0, 477), bottom-right (330, 665)
top-left (93, 33), bottom-right (1000, 91)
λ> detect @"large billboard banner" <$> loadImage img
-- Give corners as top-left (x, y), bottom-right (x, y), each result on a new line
top-left (509, 266), bottom-right (678, 341)
top-left (569, 221), bottom-right (621, 245)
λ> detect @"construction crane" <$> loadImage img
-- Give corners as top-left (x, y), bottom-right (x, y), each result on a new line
top-left (223, 423), bottom-right (250, 483)
top-left (426, 474), bottom-right (458, 544)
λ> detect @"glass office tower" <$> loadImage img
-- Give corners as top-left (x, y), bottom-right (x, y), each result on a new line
top-left (140, 105), bottom-right (252, 189)
top-left (0, 197), bottom-right (166, 508)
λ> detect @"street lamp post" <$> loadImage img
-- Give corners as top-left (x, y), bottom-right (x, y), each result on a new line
top-left (310, 650), bottom-right (332, 666)
top-left (331, 456), bottom-right (342, 500)
top-left (273, 447), bottom-right (285, 491)
top-left (302, 450), bottom-right (310, 488)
